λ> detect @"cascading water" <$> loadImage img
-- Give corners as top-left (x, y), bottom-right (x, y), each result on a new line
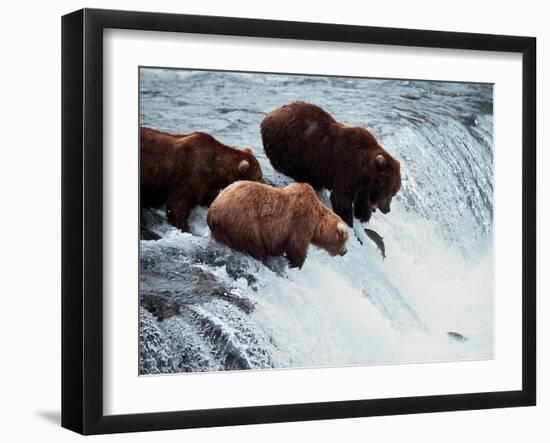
top-left (138, 68), bottom-right (494, 374)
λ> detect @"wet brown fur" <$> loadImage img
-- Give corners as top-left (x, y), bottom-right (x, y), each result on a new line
top-left (140, 127), bottom-right (263, 232)
top-left (207, 181), bottom-right (349, 268)
top-left (261, 101), bottom-right (401, 226)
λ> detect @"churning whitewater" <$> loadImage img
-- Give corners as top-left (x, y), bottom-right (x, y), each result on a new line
top-left (138, 68), bottom-right (494, 374)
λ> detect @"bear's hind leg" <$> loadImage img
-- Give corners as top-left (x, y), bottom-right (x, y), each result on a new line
top-left (166, 191), bottom-right (194, 232)
top-left (285, 236), bottom-right (309, 269)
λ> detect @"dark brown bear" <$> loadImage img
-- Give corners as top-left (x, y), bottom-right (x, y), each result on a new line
top-left (207, 181), bottom-right (349, 268)
top-left (261, 101), bottom-right (401, 226)
top-left (141, 127), bottom-right (263, 232)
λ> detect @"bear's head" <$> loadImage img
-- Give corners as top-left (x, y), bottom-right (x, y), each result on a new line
top-left (369, 151), bottom-right (401, 214)
top-left (353, 131), bottom-right (401, 222)
top-left (312, 209), bottom-right (349, 257)
top-left (236, 147), bottom-right (263, 182)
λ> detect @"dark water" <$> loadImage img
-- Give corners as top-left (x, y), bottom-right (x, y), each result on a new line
top-left (139, 68), bottom-right (494, 374)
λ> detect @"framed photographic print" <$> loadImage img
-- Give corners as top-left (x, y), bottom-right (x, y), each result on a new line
top-left (61, 8), bottom-right (536, 435)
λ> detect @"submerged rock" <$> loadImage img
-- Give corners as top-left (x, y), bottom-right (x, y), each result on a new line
top-left (139, 307), bottom-right (226, 374)
top-left (140, 263), bottom-right (254, 320)
top-left (140, 292), bottom-right (180, 320)
top-left (141, 224), bottom-right (161, 240)
top-left (140, 207), bottom-right (172, 240)
top-left (139, 308), bottom-right (177, 374)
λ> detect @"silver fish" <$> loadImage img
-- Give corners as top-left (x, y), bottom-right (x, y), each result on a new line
top-left (447, 331), bottom-right (468, 342)
top-left (364, 228), bottom-right (386, 259)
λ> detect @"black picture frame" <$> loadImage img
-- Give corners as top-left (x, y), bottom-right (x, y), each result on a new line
top-left (61, 8), bottom-right (536, 435)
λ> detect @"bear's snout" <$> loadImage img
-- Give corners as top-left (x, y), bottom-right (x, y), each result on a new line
top-left (340, 248), bottom-right (347, 256)
top-left (377, 198), bottom-right (392, 214)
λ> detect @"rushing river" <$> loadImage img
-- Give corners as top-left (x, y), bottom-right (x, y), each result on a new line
top-left (138, 68), bottom-right (494, 374)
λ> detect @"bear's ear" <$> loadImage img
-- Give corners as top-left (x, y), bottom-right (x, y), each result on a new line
top-left (238, 160), bottom-right (250, 173)
top-left (242, 147), bottom-right (253, 154)
top-left (337, 222), bottom-right (348, 236)
top-left (375, 154), bottom-right (387, 170)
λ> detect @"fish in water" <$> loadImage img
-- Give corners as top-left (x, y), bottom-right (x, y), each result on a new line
top-left (364, 228), bottom-right (386, 259)
top-left (447, 331), bottom-right (468, 342)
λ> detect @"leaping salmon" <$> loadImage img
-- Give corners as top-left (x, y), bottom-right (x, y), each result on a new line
top-left (364, 228), bottom-right (386, 259)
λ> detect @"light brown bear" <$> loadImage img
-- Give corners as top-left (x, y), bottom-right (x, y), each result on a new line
top-left (207, 181), bottom-right (349, 268)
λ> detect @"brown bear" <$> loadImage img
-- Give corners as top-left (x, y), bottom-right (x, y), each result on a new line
top-left (207, 181), bottom-right (349, 268)
top-left (140, 127), bottom-right (263, 232)
top-left (260, 101), bottom-right (401, 226)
